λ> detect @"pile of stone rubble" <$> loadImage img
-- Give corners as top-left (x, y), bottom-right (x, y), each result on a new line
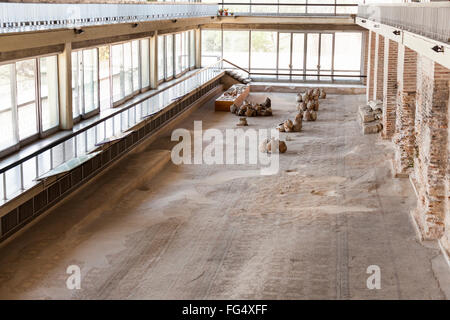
top-left (358, 100), bottom-right (383, 134)
top-left (230, 97), bottom-right (273, 117)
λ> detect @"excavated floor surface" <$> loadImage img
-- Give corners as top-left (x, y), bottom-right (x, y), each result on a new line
top-left (0, 92), bottom-right (448, 299)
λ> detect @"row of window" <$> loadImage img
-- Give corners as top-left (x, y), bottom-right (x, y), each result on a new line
top-left (0, 56), bottom-right (60, 153)
top-left (157, 30), bottom-right (196, 82)
top-left (0, 30), bottom-right (196, 155)
top-left (201, 30), bottom-right (363, 81)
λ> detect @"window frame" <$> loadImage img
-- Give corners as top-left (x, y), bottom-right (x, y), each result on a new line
top-left (0, 54), bottom-right (60, 158)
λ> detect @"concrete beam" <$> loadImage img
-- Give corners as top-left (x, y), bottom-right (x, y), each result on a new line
top-left (0, 17), bottom-right (213, 54)
top-left (201, 23), bottom-right (364, 32)
top-left (356, 16), bottom-right (450, 69)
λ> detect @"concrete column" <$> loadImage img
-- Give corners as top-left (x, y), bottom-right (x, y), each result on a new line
top-left (362, 30), bottom-right (368, 86)
top-left (393, 45), bottom-right (417, 177)
top-left (367, 31), bottom-right (376, 102)
top-left (195, 28), bottom-right (201, 69)
top-left (413, 56), bottom-right (449, 240)
top-left (57, 42), bottom-right (73, 130)
top-left (382, 38), bottom-right (398, 140)
top-left (150, 31), bottom-right (159, 89)
top-left (373, 33), bottom-right (385, 102)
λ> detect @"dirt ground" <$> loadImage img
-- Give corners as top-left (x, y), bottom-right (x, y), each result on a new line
top-left (0, 92), bottom-right (448, 299)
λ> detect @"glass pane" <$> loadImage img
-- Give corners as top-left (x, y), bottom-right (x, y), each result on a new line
top-left (158, 36), bottom-right (165, 81)
top-left (23, 157), bottom-right (37, 189)
top-left (278, 33), bottom-right (291, 74)
top-left (175, 33), bottom-right (182, 75)
top-left (132, 40), bottom-right (140, 91)
top-left (336, 0), bottom-right (359, 15)
top-left (5, 166), bottom-right (21, 198)
top-left (201, 30), bottom-right (221, 67)
top-left (16, 59), bottom-right (37, 139)
top-left (0, 64), bottom-right (16, 151)
top-left (166, 35), bottom-right (174, 79)
top-left (83, 48), bottom-right (99, 113)
top-left (37, 149), bottom-right (51, 176)
top-left (99, 46), bottom-right (111, 110)
top-left (320, 33), bottom-right (333, 79)
top-left (279, 0), bottom-right (306, 15)
top-left (292, 33), bottom-right (305, 80)
top-left (224, 30), bottom-right (249, 70)
top-left (40, 56), bottom-right (59, 131)
top-left (18, 103), bottom-right (37, 139)
top-left (306, 33), bottom-right (319, 80)
top-left (251, 0), bottom-right (277, 15)
top-left (308, 0), bottom-right (335, 15)
top-left (112, 44), bottom-right (124, 102)
top-left (140, 39), bottom-right (150, 88)
top-left (182, 32), bottom-right (188, 71)
top-left (334, 32), bottom-right (362, 71)
top-left (71, 51), bottom-right (81, 119)
top-left (251, 31), bottom-right (277, 74)
top-left (189, 30), bottom-right (195, 68)
top-left (124, 42), bottom-right (133, 96)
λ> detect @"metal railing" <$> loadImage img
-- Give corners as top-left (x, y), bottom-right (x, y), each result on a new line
top-left (0, 60), bottom-right (224, 204)
top-left (218, 2), bottom-right (358, 16)
top-left (358, 3), bottom-right (450, 44)
top-left (0, 2), bottom-right (217, 34)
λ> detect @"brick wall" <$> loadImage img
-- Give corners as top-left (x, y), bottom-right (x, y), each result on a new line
top-left (367, 31), bottom-right (376, 102)
top-left (373, 34), bottom-right (385, 101)
top-left (393, 45), bottom-right (417, 176)
top-left (382, 38), bottom-right (398, 139)
top-left (413, 56), bottom-right (449, 240)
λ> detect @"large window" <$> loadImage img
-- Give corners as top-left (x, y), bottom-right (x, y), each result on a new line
top-left (159, 30), bottom-right (195, 83)
top-left (72, 48), bottom-right (99, 120)
top-left (158, 36), bottom-right (165, 81)
top-left (201, 30), bottom-right (222, 67)
top-left (165, 35), bottom-right (174, 79)
top-left (0, 56), bottom-right (59, 154)
top-left (201, 29), bottom-right (363, 82)
top-left (223, 30), bottom-right (249, 69)
top-left (250, 31), bottom-right (277, 75)
top-left (109, 39), bottom-right (149, 106)
top-left (189, 30), bottom-right (196, 68)
top-left (99, 46), bottom-right (111, 111)
top-left (334, 32), bottom-right (362, 80)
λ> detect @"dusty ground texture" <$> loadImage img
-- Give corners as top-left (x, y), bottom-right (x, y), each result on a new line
top-left (0, 92), bottom-right (448, 299)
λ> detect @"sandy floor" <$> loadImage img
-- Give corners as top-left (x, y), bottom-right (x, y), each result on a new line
top-left (0, 92), bottom-right (448, 299)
